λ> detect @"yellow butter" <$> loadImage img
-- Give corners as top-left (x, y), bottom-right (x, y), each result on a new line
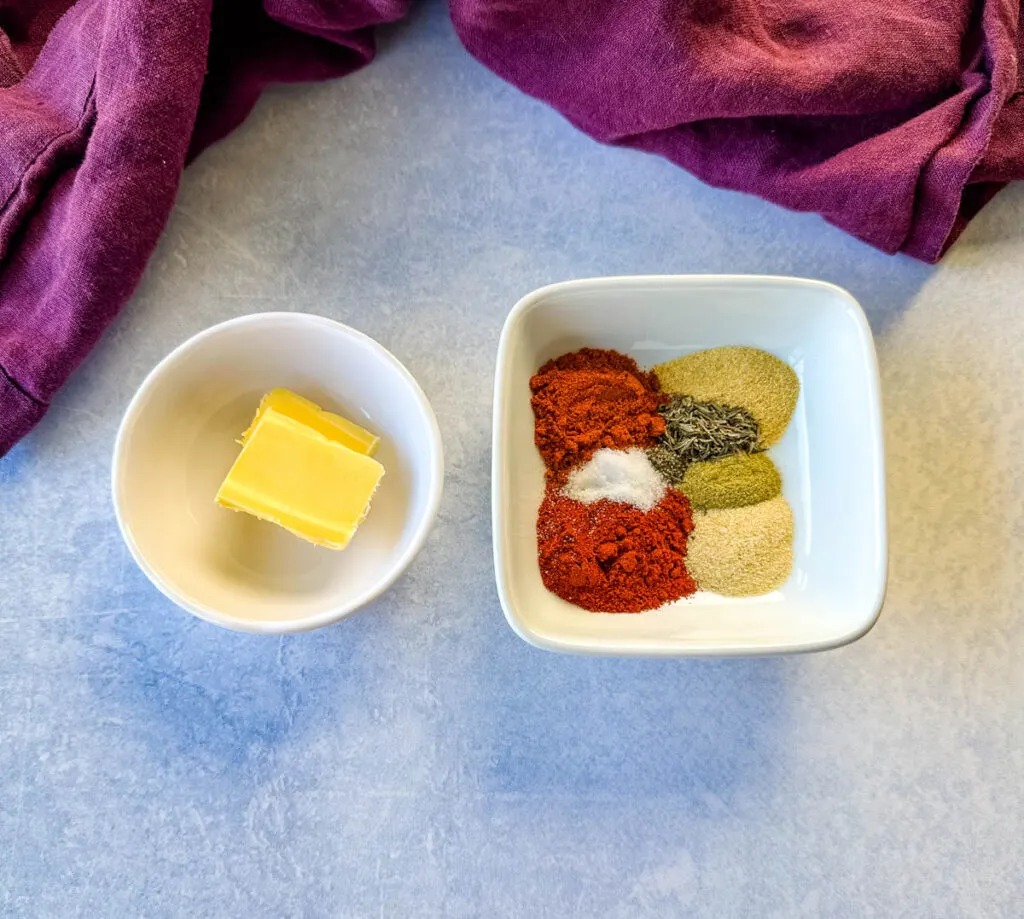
top-left (240, 388), bottom-right (379, 456)
top-left (217, 407), bottom-right (385, 550)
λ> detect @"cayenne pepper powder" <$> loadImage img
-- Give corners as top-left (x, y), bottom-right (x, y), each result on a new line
top-left (537, 486), bottom-right (697, 613)
top-left (530, 348), bottom-right (665, 475)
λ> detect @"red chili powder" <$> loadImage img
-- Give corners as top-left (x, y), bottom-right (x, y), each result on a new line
top-left (537, 486), bottom-right (697, 613)
top-left (530, 348), bottom-right (665, 475)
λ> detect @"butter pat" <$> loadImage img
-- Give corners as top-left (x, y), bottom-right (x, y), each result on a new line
top-left (217, 407), bottom-right (384, 550)
top-left (240, 388), bottom-right (379, 456)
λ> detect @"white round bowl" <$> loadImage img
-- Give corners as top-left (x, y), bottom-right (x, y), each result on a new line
top-left (112, 313), bottom-right (444, 633)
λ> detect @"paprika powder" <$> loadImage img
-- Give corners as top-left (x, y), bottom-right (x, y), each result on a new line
top-left (537, 486), bottom-right (697, 613)
top-left (530, 348), bottom-right (665, 475)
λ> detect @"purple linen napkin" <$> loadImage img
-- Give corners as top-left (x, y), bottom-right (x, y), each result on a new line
top-left (0, 0), bottom-right (406, 456)
top-left (452, 0), bottom-right (1021, 260)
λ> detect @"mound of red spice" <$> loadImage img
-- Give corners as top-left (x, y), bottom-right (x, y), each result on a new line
top-left (530, 348), bottom-right (665, 475)
top-left (537, 486), bottom-right (697, 613)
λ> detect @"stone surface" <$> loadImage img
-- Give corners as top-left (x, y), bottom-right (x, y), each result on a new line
top-left (2, 3), bottom-right (1023, 915)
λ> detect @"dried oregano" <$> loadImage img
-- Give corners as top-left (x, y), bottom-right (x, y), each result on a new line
top-left (680, 452), bottom-right (781, 509)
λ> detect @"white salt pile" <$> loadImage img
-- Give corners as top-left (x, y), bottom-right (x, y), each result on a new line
top-left (562, 448), bottom-right (666, 512)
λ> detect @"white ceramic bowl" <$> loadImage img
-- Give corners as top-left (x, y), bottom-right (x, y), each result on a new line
top-left (492, 275), bottom-right (886, 656)
top-left (113, 313), bottom-right (443, 633)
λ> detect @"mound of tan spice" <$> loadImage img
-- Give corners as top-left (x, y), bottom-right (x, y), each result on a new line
top-left (686, 496), bottom-right (794, 596)
top-left (654, 346), bottom-right (798, 448)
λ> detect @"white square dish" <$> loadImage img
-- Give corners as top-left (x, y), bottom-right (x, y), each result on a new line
top-left (492, 275), bottom-right (886, 656)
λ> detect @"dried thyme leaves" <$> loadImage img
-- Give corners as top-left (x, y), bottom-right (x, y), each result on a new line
top-left (647, 394), bottom-right (760, 481)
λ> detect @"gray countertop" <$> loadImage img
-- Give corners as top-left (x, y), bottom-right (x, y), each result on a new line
top-left (3, 4), bottom-right (1022, 916)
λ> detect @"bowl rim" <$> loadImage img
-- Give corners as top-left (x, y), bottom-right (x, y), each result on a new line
top-left (491, 273), bottom-right (887, 657)
top-left (111, 311), bottom-right (445, 634)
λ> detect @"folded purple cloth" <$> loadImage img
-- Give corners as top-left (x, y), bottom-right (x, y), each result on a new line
top-left (1, 0), bottom-right (1022, 455)
top-left (0, 0), bottom-right (408, 455)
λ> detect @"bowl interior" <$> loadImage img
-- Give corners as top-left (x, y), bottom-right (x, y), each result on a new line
top-left (494, 276), bottom-right (886, 654)
top-left (114, 314), bottom-right (441, 631)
